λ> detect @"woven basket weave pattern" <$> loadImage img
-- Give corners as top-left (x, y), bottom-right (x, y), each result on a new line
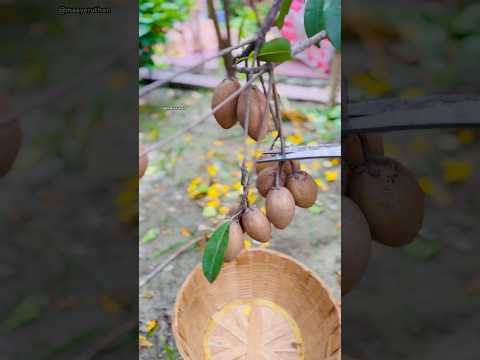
top-left (173, 248), bottom-right (340, 360)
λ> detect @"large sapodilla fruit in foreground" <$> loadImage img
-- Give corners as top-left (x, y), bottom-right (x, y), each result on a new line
top-left (266, 187), bottom-right (296, 229)
top-left (286, 171), bottom-right (318, 208)
top-left (242, 207), bottom-right (271, 243)
top-left (343, 134), bottom-right (364, 167)
top-left (237, 86), bottom-right (269, 142)
top-left (0, 121), bottom-right (22, 177)
top-left (342, 196), bottom-right (372, 296)
top-left (211, 78), bottom-right (241, 129)
top-left (139, 145), bottom-right (149, 179)
top-left (224, 221), bottom-right (244, 262)
top-left (349, 156), bottom-right (424, 247)
top-left (256, 166), bottom-right (286, 198)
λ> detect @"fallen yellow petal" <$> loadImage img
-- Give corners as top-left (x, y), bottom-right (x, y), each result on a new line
top-left (139, 335), bottom-right (153, 348)
top-left (315, 178), bottom-right (329, 192)
top-left (145, 320), bottom-right (158, 333)
top-left (324, 170), bottom-right (338, 182)
top-left (207, 164), bottom-right (218, 177)
top-left (442, 160), bottom-right (472, 183)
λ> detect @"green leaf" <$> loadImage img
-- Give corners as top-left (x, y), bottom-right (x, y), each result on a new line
top-left (304, 0), bottom-right (325, 39)
top-left (202, 222), bottom-right (231, 283)
top-left (0, 294), bottom-right (49, 334)
top-left (403, 236), bottom-right (442, 260)
top-left (323, 0), bottom-right (341, 50)
top-left (258, 38), bottom-right (292, 63)
top-left (141, 228), bottom-right (160, 243)
top-left (275, 0), bottom-right (293, 29)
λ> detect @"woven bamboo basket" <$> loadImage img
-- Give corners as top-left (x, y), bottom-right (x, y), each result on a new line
top-left (173, 248), bottom-right (341, 360)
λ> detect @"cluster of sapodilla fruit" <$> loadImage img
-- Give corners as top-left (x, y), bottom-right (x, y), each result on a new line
top-left (211, 78), bottom-right (319, 262)
top-left (0, 96), bottom-right (22, 179)
top-left (342, 83), bottom-right (425, 295)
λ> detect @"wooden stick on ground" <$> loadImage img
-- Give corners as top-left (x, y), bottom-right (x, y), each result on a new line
top-left (139, 235), bottom-right (206, 288)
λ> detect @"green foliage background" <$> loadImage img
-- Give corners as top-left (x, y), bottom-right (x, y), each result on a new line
top-left (139, 0), bottom-right (193, 68)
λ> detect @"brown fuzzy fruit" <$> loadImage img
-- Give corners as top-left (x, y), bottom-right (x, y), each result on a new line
top-left (139, 145), bottom-right (149, 179)
top-left (343, 134), bottom-right (364, 167)
top-left (224, 221), bottom-right (244, 262)
top-left (237, 86), bottom-right (269, 142)
top-left (342, 198), bottom-right (372, 296)
top-left (359, 133), bottom-right (384, 158)
top-left (255, 159), bottom-right (300, 175)
top-left (241, 207), bottom-right (271, 243)
top-left (211, 78), bottom-right (241, 129)
top-left (349, 156), bottom-right (424, 247)
top-left (266, 187), bottom-right (296, 229)
top-left (0, 121), bottom-right (22, 177)
top-left (286, 171), bottom-right (318, 208)
top-left (256, 166), bottom-right (286, 198)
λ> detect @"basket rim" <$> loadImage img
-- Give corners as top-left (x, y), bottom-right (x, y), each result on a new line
top-left (172, 247), bottom-right (341, 359)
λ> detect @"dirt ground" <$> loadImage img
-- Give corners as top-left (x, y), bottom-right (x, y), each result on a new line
top-left (139, 88), bottom-right (341, 359)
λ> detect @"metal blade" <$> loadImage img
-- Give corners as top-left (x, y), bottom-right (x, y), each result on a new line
top-left (257, 144), bottom-right (341, 162)
top-left (344, 96), bottom-right (480, 133)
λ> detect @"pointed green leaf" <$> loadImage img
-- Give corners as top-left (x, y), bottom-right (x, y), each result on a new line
top-left (323, 0), bottom-right (341, 50)
top-left (202, 222), bottom-right (231, 283)
top-left (304, 0), bottom-right (325, 39)
top-left (258, 38), bottom-right (292, 63)
top-left (141, 228), bottom-right (160, 243)
top-left (275, 0), bottom-right (293, 29)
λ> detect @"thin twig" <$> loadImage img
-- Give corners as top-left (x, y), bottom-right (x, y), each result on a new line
top-left (140, 31), bottom-right (328, 156)
top-left (139, 235), bottom-right (206, 288)
top-left (141, 68), bottom-right (266, 156)
top-left (139, 38), bottom-right (254, 97)
top-left (73, 317), bottom-right (137, 360)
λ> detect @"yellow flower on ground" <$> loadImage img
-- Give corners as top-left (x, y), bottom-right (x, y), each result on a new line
top-left (180, 228), bottom-right (191, 237)
top-left (255, 149), bottom-right (264, 158)
top-left (247, 189), bottom-right (257, 205)
top-left (330, 158), bottom-right (340, 166)
top-left (260, 207), bottom-right (266, 215)
top-left (207, 164), bottom-right (218, 177)
top-left (139, 335), bottom-right (153, 348)
top-left (286, 133), bottom-right (304, 145)
top-left (418, 177), bottom-right (433, 195)
top-left (245, 138), bottom-right (256, 145)
top-left (145, 320), bottom-right (158, 333)
top-left (206, 150), bottom-right (216, 159)
top-left (219, 206), bottom-right (230, 215)
top-left (270, 130), bottom-right (278, 139)
top-left (232, 182), bottom-right (242, 191)
top-left (456, 129), bottom-right (475, 145)
top-left (237, 152), bottom-right (245, 161)
top-left (315, 178), bottom-right (329, 192)
top-left (244, 239), bottom-right (252, 249)
top-left (207, 199), bottom-right (221, 208)
top-left (324, 170), bottom-right (338, 182)
top-left (207, 184), bottom-right (221, 198)
top-left (212, 140), bottom-right (224, 147)
top-left (442, 160), bottom-right (472, 183)
top-left (191, 177), bottom-right (203, 185)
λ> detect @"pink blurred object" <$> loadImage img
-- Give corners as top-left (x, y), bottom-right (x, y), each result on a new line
top-left (280, 0), bottom-right (335, 74)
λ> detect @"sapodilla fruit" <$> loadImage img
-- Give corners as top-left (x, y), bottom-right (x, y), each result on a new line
top-left (266, 187), bottom-right (295, 229)
top-left (343, 134), bottom-right (364, 167)
top-left (237, 86), bottom-right (269, 142)
top-left (242, 207), bottom-right (271, 243)
top-left (255, 159), bottom-right (300, 175)
top-left (349, 156), bottom-right (424, 247)
top-left (0, 121), bottom-right (22, 177)
top-left (139, 145), bottom-right (149, 179)
top-left (342, 197), bottom-right (372, 296)
top-left (211, 78), bottom-right (241, 129)
top-left (224, 221), bottom-right (244, 262)
top-left (286, 171), bottom-right (318, 208)
top-left (359, 133), bottom-right (384, 158)
top-left (256, 166), bottom-right (286, 198)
